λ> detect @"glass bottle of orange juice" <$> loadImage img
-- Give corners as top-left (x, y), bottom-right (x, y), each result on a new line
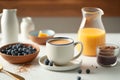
top-left (77, 7), bottom-right (106, 56)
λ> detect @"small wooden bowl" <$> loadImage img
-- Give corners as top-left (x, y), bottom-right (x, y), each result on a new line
top-left (29, 29), bottom-right (55, 45)
top-left (0, 43), bottom-right (40, 64)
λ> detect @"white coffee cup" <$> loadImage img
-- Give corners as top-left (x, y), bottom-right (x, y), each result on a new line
top-left (46, 37), bottom-right (83, 65)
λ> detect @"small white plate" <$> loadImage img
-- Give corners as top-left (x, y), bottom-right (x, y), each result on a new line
top-left (38, 56), bottom-right (82, 71)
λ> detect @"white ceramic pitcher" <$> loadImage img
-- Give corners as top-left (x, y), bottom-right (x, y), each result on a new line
top-left (0, 9), bottom-right (19, 45)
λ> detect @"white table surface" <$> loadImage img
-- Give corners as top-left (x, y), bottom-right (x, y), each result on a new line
top-left (0, 33), bottom-right (120, 80)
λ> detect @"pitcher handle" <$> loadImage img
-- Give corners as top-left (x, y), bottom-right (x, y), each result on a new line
top-left (72, 42), bottom-right (83, 60)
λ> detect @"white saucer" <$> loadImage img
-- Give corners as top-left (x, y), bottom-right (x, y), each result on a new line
top-left (38, 56), bottom-right (82, 71)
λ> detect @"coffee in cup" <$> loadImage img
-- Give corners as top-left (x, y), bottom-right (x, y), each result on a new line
top-left (49, 39), bottom-right (71, 45)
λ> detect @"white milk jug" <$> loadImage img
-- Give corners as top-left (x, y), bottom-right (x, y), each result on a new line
top-left (1, 9), bottom-right (19, 45)
top-left (20, 17), bottom-right (35, 40)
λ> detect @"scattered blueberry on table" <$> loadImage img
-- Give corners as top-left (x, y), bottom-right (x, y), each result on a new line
top-left (78, 69), bottom-right (82, 74)
top-left (86, 69), bottom-right (90, 74)
top-left (0, 43), bottom-right (36, 56)
top-left (44, 58), bottom-right (50, 65)
top-left (49, 61), bottom-right (53, 66)
top-left (77, 76), bottom-right (81, 80)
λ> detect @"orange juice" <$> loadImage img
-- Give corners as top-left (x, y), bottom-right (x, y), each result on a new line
top-left (77, 28), bottom-right (105, 56)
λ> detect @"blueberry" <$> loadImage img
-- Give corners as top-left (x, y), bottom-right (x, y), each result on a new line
top-left (12, 45), bottom-right (17, 49)
top-left (16, 43), bottom-right (23, 48)
top-left (77, 76), bottom-right (81, 80)
top-left (3, 49), bottom-right (7, 54)
top-left (18, 53), bottom-right (23, 56)
top-left (18, 48), bottom-right (22, 52)
top-left (22, 52), bottom-right (26, 55)
top-left (7, 50), bottom-right (11, 53)
top-left (12, 51), bottom-right (18, 56)
top-left (24, 49), bottom-right (28, 53)
top-left (22, 48), bottom-right (27, 52)
top-left (78, 69), bottom-right (82, 74)
top-left (32, 48), bottom-right (36, 52)
top-left (6, 50), bottom-right (11, 55)
top-left (6, 47), bottom-right (10, 50)
top-left (28, 46), bottom-right (32, 49)
top-left (7, 52), bottom-right (11, 55)
top-left (29, 50), bottom-right (33, 54)
top-left (30, 50), bottom-right (34, 53)
top-left (13, 49), bottom-right (18, 52)
top-left (28, 50), bottom-right (32, 54)
top-left (49, 61), bottom-right (53, 66)
top-left (1, 49), bottom-right (6, 53)
top-left (44, 58), bottom-right (49, 65)
top-left (15, 45), bottom-right (20, 49)
top-left (8, 45), bottom-right (12, 49)
top-left (11, 50), bottom-right (15, 54)
top-left (86, 69), bottom-right (90, 74)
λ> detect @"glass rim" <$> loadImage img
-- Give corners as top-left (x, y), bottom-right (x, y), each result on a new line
top-left (97, 43), bottom-right (120, 56)
top-left (82, 7), bottom-right (103, 15)
top-left (97, 43), bottom-right (119, 49)
top-left (3, 9), bottom-right (17, 11)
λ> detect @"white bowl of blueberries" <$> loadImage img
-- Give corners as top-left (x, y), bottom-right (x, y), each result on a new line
top-left (0, 43), bottom-right (40, 64)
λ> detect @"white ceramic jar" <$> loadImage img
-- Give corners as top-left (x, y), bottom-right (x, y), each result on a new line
top-left (20, 17), bottom-right (35, 40)
top-left (1, 9), bottom-right (19, 45)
